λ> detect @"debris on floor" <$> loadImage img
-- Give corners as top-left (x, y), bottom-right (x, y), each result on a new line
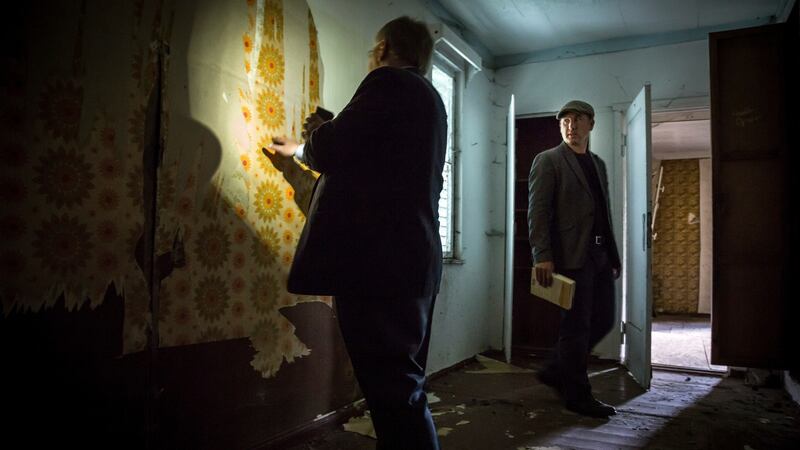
top-left (431, 407), bottom-right (458, 417)
top-left (342, 411), bottom-right (376, 439)
top-left (286, 352), bottom-right (800, 450)
top-left (431, 402), bottom-right (467, 418)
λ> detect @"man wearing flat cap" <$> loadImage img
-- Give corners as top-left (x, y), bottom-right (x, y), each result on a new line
top-left (528, 100), bottom-right (621, 418)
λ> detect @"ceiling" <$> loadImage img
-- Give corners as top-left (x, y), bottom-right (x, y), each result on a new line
top-left (652, 120), bottom-right (711, 160)
top-left (433, 0), bottom-right (793, 64)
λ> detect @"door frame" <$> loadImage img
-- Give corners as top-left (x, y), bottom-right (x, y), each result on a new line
top-left (510, 112), bottom-right (565, 354)
top-left (613, 95), bottom-right (711, 302)
top-left (503, 95), bottom-right (515, 363)
top-left (613, 95), bottom-right (710, 375)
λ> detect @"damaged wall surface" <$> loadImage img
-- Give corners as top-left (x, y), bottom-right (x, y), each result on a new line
top-left (2, 0), bottom-right (356, 447)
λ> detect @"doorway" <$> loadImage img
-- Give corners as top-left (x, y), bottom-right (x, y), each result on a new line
top-left (510, 114), bottom-right (562, 352)
top-left (649, 109), bottom-right (726, 373)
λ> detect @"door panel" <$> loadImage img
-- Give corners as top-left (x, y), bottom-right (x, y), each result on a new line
top-left (504, 95), bottom-right (515, 362)
top-left (624, 85), bottom-right (653, 389)
top-left (710, 22), bottom-right (795, 367)
top-left (511, 115), bottom-right (564, 351)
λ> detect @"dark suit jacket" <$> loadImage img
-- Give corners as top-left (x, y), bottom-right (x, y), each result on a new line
top-left (528, 142), bottom-right (621, 270)
top-left (287, 66), bottom-right (447, 297)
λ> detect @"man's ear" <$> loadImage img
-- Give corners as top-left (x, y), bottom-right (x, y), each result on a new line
top-left (589, 119), bottom-right (595, 130)
top-left (375, 39), bottom-right (388, 61)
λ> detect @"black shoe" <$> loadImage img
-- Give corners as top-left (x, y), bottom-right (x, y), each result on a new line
top-left (589, 397), bottom-right (616, 415)
top-left (565, 397), bottom-right (616, 418)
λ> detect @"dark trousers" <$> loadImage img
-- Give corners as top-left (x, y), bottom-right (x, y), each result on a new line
top-left (335, 294), bottom-right (440, 450)
top-left (547, 246), bottom-right (616, 403)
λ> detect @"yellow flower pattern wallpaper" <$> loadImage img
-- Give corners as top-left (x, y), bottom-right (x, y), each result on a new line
top-left (1, 0), bottom-right (325, 378)
top-left (652, 159), bottom-right (701, 314)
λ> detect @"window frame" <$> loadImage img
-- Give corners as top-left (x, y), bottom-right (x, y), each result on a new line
top-left (430, 53), bottom-right (463, 263)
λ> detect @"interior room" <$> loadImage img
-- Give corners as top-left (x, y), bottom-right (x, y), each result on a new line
top-left (649, 109), bottom-right (725, 373)
top-left (1, 0), bottom-right (797, 449)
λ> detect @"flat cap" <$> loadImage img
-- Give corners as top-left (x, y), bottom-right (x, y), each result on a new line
top-left (556, 100), bottom-right (595, 119)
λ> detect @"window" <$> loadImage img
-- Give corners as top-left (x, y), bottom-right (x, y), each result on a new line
top-left (431, 62), bottom-right (457, 258)
top-left (428, 22), bottom-right (482, 261)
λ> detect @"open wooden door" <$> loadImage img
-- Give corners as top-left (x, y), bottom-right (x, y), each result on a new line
top-left (709, 19), bottom-right (796, 367)
top-left (623, 85), bottom-right (653, 389)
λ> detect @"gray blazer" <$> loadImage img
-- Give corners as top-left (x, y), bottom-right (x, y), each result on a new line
top-left (527, 142), bottom-right (621, 270)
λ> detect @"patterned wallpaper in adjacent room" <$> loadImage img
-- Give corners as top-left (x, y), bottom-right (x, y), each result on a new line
top-left (652, 159), bottom-right (701, 314)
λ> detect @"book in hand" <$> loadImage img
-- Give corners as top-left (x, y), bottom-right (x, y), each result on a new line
top-left (530, 270), bottom-right (576, 310)
top-left (314, 106), bottom-right (334, 121)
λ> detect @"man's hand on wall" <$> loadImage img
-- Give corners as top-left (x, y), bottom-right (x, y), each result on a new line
top-left (267, 136), bottom-right (299, 157)
top-left (301, 113), bottom-right (326, 140)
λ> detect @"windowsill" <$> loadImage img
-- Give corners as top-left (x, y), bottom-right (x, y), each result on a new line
top-left (443, 257), bottom-right (465, 265)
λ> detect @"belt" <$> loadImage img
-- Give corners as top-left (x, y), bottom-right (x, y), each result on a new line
top-left (594, 235), bottom-right (605, 246)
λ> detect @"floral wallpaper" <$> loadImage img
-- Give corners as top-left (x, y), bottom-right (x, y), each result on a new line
top-left (1, 0), bottom-right (153, 332)
top-left (652, 159), bottom-right (701, 314)
top-left (1, 0), bottom-right (326, 378)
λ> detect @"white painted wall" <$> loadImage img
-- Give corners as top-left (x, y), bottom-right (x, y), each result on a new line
top-left (307, 0), bottom-right (504, 374)
top-left (494, 40), bottom-right (710, 359)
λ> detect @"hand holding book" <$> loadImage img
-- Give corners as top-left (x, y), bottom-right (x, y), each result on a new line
top-left (530, 270), bottom-right (576, 310)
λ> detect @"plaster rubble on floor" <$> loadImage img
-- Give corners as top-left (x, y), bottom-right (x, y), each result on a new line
top-left (342, 412), bottom-right (376, 439)
top-left (301, 353), bottom-right (799, 450)
top-left (437, 427), bottom-right (453, 436)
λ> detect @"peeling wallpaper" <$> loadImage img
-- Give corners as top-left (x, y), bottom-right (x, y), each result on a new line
top-left (2, 0), bottom-right (153, 322)
top-left (1, 0), bottom-right (326, 378)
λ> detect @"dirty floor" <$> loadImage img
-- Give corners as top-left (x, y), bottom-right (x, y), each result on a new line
top-left (284, 351), bottom-right (800, 449)
top-left (652, 314), bottom-right (726, 372)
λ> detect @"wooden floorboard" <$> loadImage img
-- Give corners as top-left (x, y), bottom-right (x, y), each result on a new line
top-left (282, 353), bottom-right (800, 450)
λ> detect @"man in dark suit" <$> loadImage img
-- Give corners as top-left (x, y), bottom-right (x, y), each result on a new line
top-left (269, 16), bottom-right (446, 450)
top-left (528, 100), bottom-right (621, 418)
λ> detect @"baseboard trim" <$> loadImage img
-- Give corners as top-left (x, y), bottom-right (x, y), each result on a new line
top-left (253, 399), bottom-right (367, 450)
top-left (428, 355), bottom-right (475, 382)
top-left (652, 363), bottom-right (727, 376)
